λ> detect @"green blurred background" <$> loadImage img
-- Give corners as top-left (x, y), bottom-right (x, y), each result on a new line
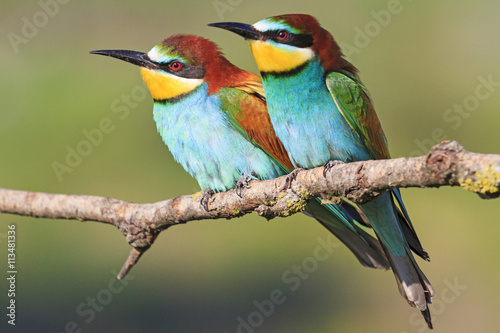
top-left (1, 1), bottom-right (499, 332)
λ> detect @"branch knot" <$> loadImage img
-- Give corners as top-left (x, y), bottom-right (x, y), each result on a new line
top-left (425, 140), bottom-right (463, 183)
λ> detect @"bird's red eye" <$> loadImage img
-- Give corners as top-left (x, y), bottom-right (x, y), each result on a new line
top-left (170, 61), bottom-right (182, 70)
top-left (277, 31), bottom-right (288, 40)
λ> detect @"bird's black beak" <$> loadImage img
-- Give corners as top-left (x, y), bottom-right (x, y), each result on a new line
top-left (89, 49), bottom-right (158, 70)
top-left (208, 22), bottom-right (261, 40)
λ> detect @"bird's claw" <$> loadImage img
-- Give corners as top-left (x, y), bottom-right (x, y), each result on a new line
top-left (200, 189), bottom-right (215, 211)
top-left (235, 176), bottom-right (251, 197)
top-left (282, 168), bottom-right (307, 190)
top-left (323, 160), bottom-right (345, 177)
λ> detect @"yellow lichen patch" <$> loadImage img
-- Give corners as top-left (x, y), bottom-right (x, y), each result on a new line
top-left (319, 194), bottom-right (342, 205)
top-left (279, 209), bottom-right (291, 217)
top-left (297, 188), bottom-right (313, 201)
top-left (232, 207), bottom-right (241, 216)
top-left (262, 199), bottom-right (277, 207)
top-left (459, 165), bottom-right (500, 195)
top-left (192, 191), bottom-right (203, 201)
top-left (287, 198), bottom-right (308, 214)
top-left (278, 188), bottom-right (312, 217)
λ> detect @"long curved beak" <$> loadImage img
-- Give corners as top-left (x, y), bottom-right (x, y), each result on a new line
top-left (89, 49), bottom-right (158, 69)
top-left (208, 22), bottom-right (261, 40)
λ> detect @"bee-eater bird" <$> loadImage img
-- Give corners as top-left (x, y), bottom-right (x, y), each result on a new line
top-left (90, 35), bottom-right (390, 272)
top-left (210, 15), bottom-right (435, 328)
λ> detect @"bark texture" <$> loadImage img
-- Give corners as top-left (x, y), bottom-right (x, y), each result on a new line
top-left (1, 141), bottom-right (499, 278)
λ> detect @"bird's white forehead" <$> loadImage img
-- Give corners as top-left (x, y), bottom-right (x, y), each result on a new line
top-left (253, 19), bottom-right (292, 32)
top-left (147, 45), bottom-right (176, 63)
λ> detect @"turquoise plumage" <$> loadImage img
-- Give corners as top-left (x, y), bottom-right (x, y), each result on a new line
top-left (210, 14), bottom-right (435, 328)
top-left (90, 34), bottom-right (389, 271)
top-left (152, 83), bottom-right (283, 192)
top-left (261, 58), bottom-right (370, 166)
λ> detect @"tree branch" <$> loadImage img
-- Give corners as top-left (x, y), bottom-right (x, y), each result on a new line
top-left (1, 141), bottom-right (499, 278)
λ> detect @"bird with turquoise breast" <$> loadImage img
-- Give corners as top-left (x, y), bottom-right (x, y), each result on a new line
top-left (90, 34), bottom-right (391, 273)
top-left (210, 15), bottom-right (435, 328)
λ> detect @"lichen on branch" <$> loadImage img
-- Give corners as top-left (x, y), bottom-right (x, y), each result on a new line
top-left (1, 140), bottom-right (499, 277)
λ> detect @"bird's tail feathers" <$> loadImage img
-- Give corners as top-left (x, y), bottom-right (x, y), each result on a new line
top-left (305, 199), bottom-right (390, 270)
top-left (391, 189), bottom-right (430, 261)
top-left (381, 241), bottom-right (435, 329)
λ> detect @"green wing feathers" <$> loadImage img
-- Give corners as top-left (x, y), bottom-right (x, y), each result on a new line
top-left (326, 71), bottom-right (390, 160)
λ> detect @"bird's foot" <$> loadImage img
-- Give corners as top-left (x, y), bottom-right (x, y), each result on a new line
top-left (282, 168), bottom-right (307, 190)
top-left (200, 189), bottom-right (215, 211)
top-left (235, 175), bottom-right (251, 197)
top-left (322, 160), bottom-right (345, 177)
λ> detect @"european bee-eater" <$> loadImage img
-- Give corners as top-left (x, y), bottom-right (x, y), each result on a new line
top-left (90, 35), bottom-right (390, 272)
top-left (210, 15), bottom-right (435, 328)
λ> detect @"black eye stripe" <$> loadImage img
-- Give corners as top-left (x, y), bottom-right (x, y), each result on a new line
top-left (154, 60), bottom-right (206, 79)
top-left (262, 30), bottom-right (313, 48)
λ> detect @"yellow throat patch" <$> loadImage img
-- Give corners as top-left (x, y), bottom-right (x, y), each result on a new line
top-left (140, 68), bottom-right (203, 100)
top-left (248, 40), bottom-right (314, 73)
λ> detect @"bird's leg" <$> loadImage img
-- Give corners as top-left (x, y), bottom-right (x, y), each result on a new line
top-left (322, 160), bottom-right (345, 177)
top-left (282, 168), bottom-right (308, 190)
top-left (200, 189), bottom-right (215, 211)
top-left (235, 175), bottom-right (251, 197)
